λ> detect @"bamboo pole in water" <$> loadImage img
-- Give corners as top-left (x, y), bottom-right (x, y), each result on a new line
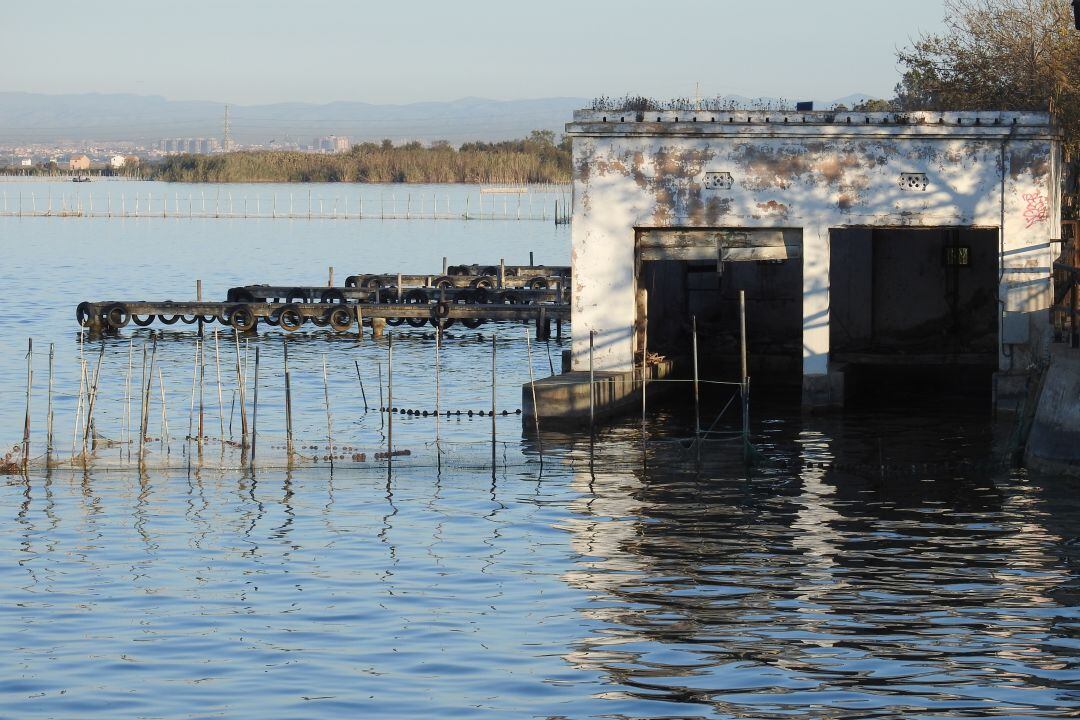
top-left (491, 333), bottom-right (497, 473)
top-left (123, 340), bottom-right (133, 457)
top-left (71, 357), bottom-right (87, 462)
top-left (198, 336), bottom-right (205, 450)
top-left (187, 340), bottom-right (199, 446)
top-left (354, 360), bottom-right (369, 411)
top-left (377, 360), bottom-right (385, 430)
top-left (22, 339), bottom-right (32, 469)
top-left (692, 315), bottom-right (700, 444)
top-left (139, 338), bottom-right (157, 463)
top-left (435, 327), bottom-right (441, 465)
top-left (322, 354), bottom-right (334, 468)
top-left (524, 327), bottom-right (543, 462)
top-left (46, 343), bottom-right (54, 460)
top-left (387, 337), bottom-right (393, 456)
top-left (234, 330), bottom-right (248, 449)
top-left (157, 366), bottom-right (170, 454)
top-left (284, 339), bottom-right (293, 461)
top-left (82, 345), bottom-right (104, 456)
top-left (588, 330), bottom-right (595, 435)
top-left (739, 289), bottom-right (750, 451)
top-left (251, 347), bottom-right (259, 465)
top-left (213, 330), bottom-right (225, 441)
top-left (137, 343), bottom-right (147, 460)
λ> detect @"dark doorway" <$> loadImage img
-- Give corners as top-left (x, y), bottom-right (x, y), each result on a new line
top-left (639, 255), bottom-right (802, 387)
top-left (830, 227), bottom-right (999, 406)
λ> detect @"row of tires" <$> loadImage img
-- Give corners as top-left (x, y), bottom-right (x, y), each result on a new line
top-left (77, 301), bottom-right (488, 332)
top-left (228, 286), bottom-right (554, 305)
top-left (342, 273), bottom-right (561, 291)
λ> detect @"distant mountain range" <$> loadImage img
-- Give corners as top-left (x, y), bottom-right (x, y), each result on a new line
top-left (0, 92), bottom-right (882, 145)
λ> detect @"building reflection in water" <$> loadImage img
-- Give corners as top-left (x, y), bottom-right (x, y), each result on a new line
top-left (556, 411), bottom-right (1080, 718)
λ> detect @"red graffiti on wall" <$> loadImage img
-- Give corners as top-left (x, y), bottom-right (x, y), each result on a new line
top-left (1023, 191), bottom-right (1049, 229)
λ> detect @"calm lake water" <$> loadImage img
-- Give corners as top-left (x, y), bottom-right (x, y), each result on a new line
top-left (1, 181), bottom-right (1078, 719)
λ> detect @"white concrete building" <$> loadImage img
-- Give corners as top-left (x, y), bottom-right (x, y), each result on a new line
top-left (109, 154), bottom-right (127, 169)
top-left (565, 109), bottom-right (1063, 408)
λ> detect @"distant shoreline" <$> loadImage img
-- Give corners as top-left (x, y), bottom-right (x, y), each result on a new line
top-left (2, 135), bottom-right (572, 185)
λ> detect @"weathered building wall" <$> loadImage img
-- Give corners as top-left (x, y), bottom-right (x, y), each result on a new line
top-left (566, 110), bottom-right (1062, 406)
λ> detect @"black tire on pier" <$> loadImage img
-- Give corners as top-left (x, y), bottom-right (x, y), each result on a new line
top-left (344, 275), bottom-right (359, 288)
top-left (361, 275), bottom-right (385, 290)
top-left (159, 314), bottom-right (180, 325)
top-left (527, 276), bottom-right (550, 290)
top-left (286, 287), bottom-right (308, 304)
top-left (278, 304), bottom-right (304, 332)
top-left (328, 306), bottom-right (353, 332)
top-left (430, 317), bottom-right (455, 329)
top-left (462, 318), bottom-right (484, 329)
top-left (386, 317), bottom-right (405, 326)
top-left (320, 288), bottom-right (346, 304)
top-left (480, 266), bottom-right (499, 278)
top-left (105, 303), bottom-right (130, 329)
top-left (228, 304), bottom-right (258, 332)
top-left (433, 275), bottom-right (456, 289)
top-left (76, 302), bottom-right (93, 327)
top-left (470, 276), bottom-right (496, 290)
top-left (471, 287), bottom-right (491, 304)
top-left (264, 308), bottom-right (281, 326)
top-left (132, 314), bottom-right (156, 326)
top-left (180, 315), bottom-right (199, 324)
top-left (228, 288), bottom-right (255, 303)
top-left (404, 288), bottom-right (429, 327)
top-left (502, 290), bottom-right (524, 305)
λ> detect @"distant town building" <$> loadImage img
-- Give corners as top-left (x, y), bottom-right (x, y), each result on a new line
top-left (333, 135), bottom-right (351, 153)
top-left (110, 154), bottom-right (127, 169)
top-left (19, 158), bottom-right (32, 167)
top-left (69, 155), bottom-right (91, 171)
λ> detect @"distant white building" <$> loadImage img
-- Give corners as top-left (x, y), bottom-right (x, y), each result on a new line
top-left (19, 158), bottom-right (32, 167)
top-left (109, 155), bottom-right (127, 169)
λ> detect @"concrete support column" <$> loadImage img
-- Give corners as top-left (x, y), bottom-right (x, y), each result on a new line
top-left (801, 224), bottom-right (843, 409)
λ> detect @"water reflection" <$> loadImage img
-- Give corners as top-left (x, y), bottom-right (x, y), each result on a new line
top-left (1, 407), bottom-right (1078, 718)
top-left (558, 411), bottom-right (1080, 718)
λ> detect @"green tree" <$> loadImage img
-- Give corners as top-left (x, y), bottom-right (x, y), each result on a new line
top-left (896, 0), bottom-right (1080, 214)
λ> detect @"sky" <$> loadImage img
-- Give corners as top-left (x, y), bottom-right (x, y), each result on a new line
top-left (5, 0), bottom-right (950, 105)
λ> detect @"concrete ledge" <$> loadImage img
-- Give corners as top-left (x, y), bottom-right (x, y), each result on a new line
top-left (522, 360), bottom-right (675, 425)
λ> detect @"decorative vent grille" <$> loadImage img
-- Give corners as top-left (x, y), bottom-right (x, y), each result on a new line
top-left (703, 171), bottom-right (734, 190)
top-left (899, 172), bottom-right (929, 191)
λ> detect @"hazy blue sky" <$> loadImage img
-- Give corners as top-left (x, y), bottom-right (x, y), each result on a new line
top-left (6, 0), bottom-right (949, 105)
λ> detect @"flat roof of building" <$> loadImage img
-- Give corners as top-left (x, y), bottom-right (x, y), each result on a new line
top-left (567, 110), bottom-right (1059, 139)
